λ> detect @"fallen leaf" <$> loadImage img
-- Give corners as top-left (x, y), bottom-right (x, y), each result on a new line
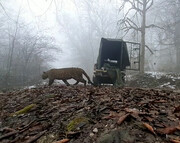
top-left (153, 123), bottom-right (165, 128)
top-left (170, 139), bottom-right (180, 143)
top-left (95, 92), bottom-right (106, 96)
top-left (117, 113), bottom-right (129, 125)
top-left (144, 116), bottom-right (154, 122)
top-left (176, 125), bottom-right (180, 130)
top-left (53, 139), bottom-right (70, 143)
top-left (157, 127), bottom-right (177, 134)
top-left (103, 111), bottom-right (119, 119)
top-left (154, 100), bottom-right (167, 103)
top-left (143, 122), bottom-right (156, 135)
top-left (174, 105), bottom-right (180, 113)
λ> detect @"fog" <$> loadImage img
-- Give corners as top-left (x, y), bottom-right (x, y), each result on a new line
top-left (0, 0), bottom-right (180, 89)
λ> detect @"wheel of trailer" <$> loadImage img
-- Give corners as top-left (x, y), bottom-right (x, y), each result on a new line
top-left (93, 76), bottom-right (100, 86)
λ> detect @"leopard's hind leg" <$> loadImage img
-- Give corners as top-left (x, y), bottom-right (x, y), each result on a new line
top-left (74, 77), bottom-right (86, 86)
top-left (63, 80), bottom-right (70, 86)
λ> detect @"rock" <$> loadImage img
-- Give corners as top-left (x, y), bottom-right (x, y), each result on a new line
top-left (97, 128), bottom-right (135, 143)
top-left (110, 124), bottom-right (115, 129)
top-left (93, 128), bottom-right (98, 133)
top-left (90, 133), bottom-right (95, 137)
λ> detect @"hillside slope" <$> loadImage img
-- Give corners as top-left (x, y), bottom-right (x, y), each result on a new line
top-left (0, 85), bottom-right (180, 143)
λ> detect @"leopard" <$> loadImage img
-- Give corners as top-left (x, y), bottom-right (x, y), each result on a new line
top-left (42, 67), bottom-right (93, 86)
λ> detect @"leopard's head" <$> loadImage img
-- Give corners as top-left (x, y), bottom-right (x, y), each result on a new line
top-left (42, 71), bottom-right (48, 79)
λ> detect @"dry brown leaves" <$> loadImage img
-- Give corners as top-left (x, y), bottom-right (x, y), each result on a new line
top-left (53, 139), bottom-right (70, 143)
top-left (143, 122), bottom-right (156, 135)
top-left (0, 85), bottom-right (180, 143)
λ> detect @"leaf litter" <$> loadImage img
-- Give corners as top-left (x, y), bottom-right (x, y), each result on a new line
top-left (0, 85), bottom-right (180, 143)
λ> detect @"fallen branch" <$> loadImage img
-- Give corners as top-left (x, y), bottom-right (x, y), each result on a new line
top-left (19, 119), bottom-right (36, 133)
top-left (0, 130), bottom-right (19, 141)
top-left (145, 45), bottom-right (154, 54)
top-left (0, 127), bottom-right (16, 132)
top-left (25, 130), bottom-right (46, 143)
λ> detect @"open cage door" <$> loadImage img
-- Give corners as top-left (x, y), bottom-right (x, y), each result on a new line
top-left (125, 41), bottom-right (140, 71)
top-left (96, 38), bottom-right (130, 70)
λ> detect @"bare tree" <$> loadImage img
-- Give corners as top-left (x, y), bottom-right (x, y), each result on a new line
top-left (118, 0), bottom-right (156, 73)
top-left (16, 32), bottom-right (57, 85)
top-left (0, 0), bottom-right (60, 89)
top-left (155, 0), bottom-right (180, 71)
top-left (175, 0), bottom-right (180, 71)
top-left (0, 25), bottom-right (58, 89)
top-left (56, 0), bottom-right (120, 76)
top-left (0, 19), bottom-right (58, 89)
top-left (4, 9), bottom-right (20, 86)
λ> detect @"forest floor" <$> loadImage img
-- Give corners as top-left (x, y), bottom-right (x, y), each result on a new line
top-left (0, 73), bottom-right (180, 143)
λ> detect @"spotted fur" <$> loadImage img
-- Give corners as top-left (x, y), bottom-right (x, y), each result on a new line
top-left (42, 68), bottom-right (93, 86)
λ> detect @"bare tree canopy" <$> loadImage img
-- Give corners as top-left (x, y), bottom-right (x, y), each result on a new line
top-left (118, 0), bottom-right (161, 73)
top-left (0, 1), bottom-right (59, 90)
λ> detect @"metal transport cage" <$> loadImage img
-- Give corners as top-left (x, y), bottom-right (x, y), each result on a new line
top-left (93, 38), bottom-right (140, 86)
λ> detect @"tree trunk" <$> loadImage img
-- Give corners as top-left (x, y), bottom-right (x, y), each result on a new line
top-left (5, 31), bottom-right (17, 87)
top-left (140, 1), bottom-right (146, 74)
top-left (175, 0), bottom-right (180, 71)
top-left (4, 11), bottom-right (20, 87)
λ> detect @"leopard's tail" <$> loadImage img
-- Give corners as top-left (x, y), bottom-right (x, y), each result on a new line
top-left (82, 70), bottom-right (94, 85)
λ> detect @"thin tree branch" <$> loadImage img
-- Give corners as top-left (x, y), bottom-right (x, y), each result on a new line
top-left (145, 24), bottom-right (164, 30)
top-left (136, 0), bottom-right (143, 5)
top-left (124, 8), bottom-right (133, 18)
top-left (129, 0), bottom-right (143, 13)
top-left (126, 18), bottom-right (141, 31)
top-left (145, 45), bottom-right (153, 54)
top-left (119, 1), bottom-right (126, 12)
top-left (146, 0), bottom-right (153, 11)
top-left (0, 2), bottom-right (16, 22)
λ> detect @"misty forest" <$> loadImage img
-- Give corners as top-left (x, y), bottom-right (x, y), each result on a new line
top-left (0, 0), bottom-right (180, 143)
